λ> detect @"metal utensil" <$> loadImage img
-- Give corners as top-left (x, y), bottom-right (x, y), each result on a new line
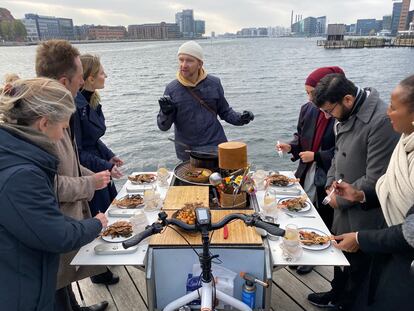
top-left (209, 172), bottom-right (223, 186)
top-left (232, 165), bottom-right (250, 205)
top-left (168, 137), bottom-right (190, 149)
top-left (322, 179), bottom-right (343, 205)
top-left (184, 149), bottom-right (217, 156)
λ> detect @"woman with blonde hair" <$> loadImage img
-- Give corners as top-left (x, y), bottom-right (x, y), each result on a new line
top-left (0, 78), bottom-right (107, 311)
top-left (74, 54), bottom-right (123, 285)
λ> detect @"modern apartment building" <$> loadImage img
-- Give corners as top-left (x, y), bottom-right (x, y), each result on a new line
top-left (24, 13), bottom-right (74, 40)
top-left (128, 22), bottom-right (180, 40)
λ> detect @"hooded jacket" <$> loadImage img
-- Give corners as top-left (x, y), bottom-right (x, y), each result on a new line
top-left (0, 127), bottom-right (101, 311)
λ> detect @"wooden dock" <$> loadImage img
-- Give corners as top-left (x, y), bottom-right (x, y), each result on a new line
top-left (317, 37), bottom-right (414, 49)
top-left (73, 265), bottom-right (334, 310)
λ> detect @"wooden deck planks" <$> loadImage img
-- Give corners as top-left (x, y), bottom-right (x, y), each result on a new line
top-left (74, 265), bottom-right (336, 310)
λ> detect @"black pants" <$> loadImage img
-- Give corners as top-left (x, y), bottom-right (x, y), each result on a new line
top-left (330, 251), bottom-right (372, 311)
top-left (54, 285), bottom-right (81, 311)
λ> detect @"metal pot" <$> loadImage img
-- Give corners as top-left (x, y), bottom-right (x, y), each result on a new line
top-left (189, 148), bottom-right (218, 171)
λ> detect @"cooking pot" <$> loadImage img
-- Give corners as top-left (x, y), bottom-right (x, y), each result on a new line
top-left (189, 148), bottom-right (219, 171)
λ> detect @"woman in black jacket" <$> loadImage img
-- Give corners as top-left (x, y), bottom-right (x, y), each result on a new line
top-left (74, 54), bottom-right (124, 216)
top-left (0, 78), bottom-right (107, 311)
top-left (333, 75), bottom-right (414, 311)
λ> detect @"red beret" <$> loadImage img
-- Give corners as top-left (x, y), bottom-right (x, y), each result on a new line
top-left (305, 66), bottom-right (345, 88)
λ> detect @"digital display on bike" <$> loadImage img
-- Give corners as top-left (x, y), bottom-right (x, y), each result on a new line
top-left (195, 208), bottom-right (210, 225)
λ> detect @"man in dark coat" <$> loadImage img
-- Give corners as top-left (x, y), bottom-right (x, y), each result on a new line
top-left (157, 41), bottom-right (254, 161)
top-left (308, 74), bottom-right (400, 310)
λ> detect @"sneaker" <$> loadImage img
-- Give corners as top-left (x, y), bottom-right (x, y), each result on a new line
top-left (307, 291), bottom-right (337, 308)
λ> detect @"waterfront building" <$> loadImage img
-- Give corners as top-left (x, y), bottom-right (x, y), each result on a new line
top-left (391, 1), bottom-right (403, 35)
top-left (24, 13), bottom-right (74, 40)
top-left (382, 15), bottom-right (392, 31)
top-left (316, 16), bottom-right (327, 35)
top-left (327, 24), bottom-right (345, 41)
top-left (176, 9), bottom-right (194, 38)
top-left (356, 19), bottom-right (377, 35)
top-left (128, 22), bottom-right (180, 40)
top-left (398, 0), bottom-right (411, 31)
top-left (291, 16), bottom-right (317, 36)
top-left (21, 18), bottom-right (39, 41)
top-left (87, 26), bottom-right (126, 40)
top-left (74, 24), bottom-right (92, 40)
top-left (345, 24), bottom-right (356, 35)
top-left (194, 20), bottom-right (205, 38)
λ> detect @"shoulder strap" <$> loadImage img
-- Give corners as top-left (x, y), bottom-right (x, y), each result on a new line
top-left (186, 87), bottom-right (217, 116)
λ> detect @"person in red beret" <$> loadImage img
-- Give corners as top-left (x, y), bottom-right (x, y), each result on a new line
top-left (276, 67), bottom-right (345, 275)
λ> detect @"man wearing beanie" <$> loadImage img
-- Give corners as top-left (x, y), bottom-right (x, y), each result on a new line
top-left (277, 67), bottom-right (344, 276)
top-left (157, 41), bottom-right (254, 161)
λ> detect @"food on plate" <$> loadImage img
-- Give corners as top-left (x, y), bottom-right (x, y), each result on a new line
top-left (278, 195), bottom-right (308, 212)
top-left (184, 168), bottom-right (212, 182)
top-left (267, 173), bottom-right (298, 186)
top-left (112, 194), bottom-right (144, 208)
top-left (101, 221), bottom-right (133, 238)
top-left (174, 202), bottom-right (206, 225)
top-left (299, 230), bottom-right (331, 246)
top-left (128, 173), bottom-right (156, 184)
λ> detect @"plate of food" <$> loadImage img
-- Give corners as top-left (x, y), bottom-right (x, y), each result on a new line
top-left (128, 173), bottom-right (157, 185)
top-left (184, 168), bottom-right (212, 183)
top-left (267, 173), bottom-right (299, 187)
top-left (278, 196), bottom-right (311, 212)
top-left (101, 220), bottom-right (134, 242)
top-left (112, 194), bottom-right (144, 209)
top-left (298, 227), bottom-right (332, 250)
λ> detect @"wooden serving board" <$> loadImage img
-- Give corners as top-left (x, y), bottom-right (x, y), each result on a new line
top-left (162, 186), bottom-right (209, 210)
top-left (149, 210), bottom-right (263, 246)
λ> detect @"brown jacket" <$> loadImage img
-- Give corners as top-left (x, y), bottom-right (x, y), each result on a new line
top-left (55, 128), bottom-right (105, 289)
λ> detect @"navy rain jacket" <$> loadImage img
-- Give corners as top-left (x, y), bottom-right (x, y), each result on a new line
top-left (157, 75), bottom-right (245, 160)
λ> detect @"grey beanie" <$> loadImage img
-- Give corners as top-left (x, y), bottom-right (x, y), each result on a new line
top-left (177, 41), bottom-right (204, 61)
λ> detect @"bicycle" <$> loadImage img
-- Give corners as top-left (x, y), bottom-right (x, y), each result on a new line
top-left (123, 208), bottom-right (285, 311)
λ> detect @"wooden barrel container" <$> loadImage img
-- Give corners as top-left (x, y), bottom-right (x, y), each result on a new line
top-left (218, 141), bottom-right (247, 170)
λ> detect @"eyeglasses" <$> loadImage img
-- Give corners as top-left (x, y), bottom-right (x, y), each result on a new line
top-left (320, 102), bottom-right (339, 116)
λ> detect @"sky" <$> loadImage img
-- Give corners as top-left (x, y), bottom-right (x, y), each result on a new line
top-left (1, 0), bottom-right (409, 34)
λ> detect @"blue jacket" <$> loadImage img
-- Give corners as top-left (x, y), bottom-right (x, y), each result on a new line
top-left (157, 75), bottom-right (245, 160)
top-left (74, 92), bottom-right (117, 215)
top-left (0, 128), bottom-right (102, 311)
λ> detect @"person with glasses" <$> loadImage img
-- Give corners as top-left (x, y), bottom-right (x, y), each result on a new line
top-left (307, 74), bottom-right (400, 311)
top-left (276, 67), bottom-right (344, 275)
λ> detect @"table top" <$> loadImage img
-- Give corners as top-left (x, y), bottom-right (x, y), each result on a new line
top-left (71, 171), bottom-right (349, 268)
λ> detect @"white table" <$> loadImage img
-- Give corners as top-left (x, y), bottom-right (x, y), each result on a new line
top-left (71, 171), bottom-right (349, 268)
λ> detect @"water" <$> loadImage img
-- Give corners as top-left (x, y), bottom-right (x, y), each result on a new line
top-left (0, 38), bottom-right (412, 177)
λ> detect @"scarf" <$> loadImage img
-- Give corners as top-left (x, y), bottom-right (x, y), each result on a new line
top-left (0, 123), bottom-right (58, 157)
top-left (311, 111), bottom-right (330, 153)
top-left (376, 131), bottom-right (414, 226)
top-left (176, 67), bottom-right (208, 87)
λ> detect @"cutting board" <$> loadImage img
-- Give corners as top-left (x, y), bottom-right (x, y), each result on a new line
top-left (149, 210), bottom-right (263, 246)
top-left (162, 186), bottom-right (209, 210)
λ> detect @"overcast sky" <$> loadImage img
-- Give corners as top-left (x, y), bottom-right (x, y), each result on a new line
top-left (2, 0), bottom-right (409, 34)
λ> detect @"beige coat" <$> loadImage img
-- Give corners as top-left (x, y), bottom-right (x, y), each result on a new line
top-left (55, 128), bottom-right (105, 289)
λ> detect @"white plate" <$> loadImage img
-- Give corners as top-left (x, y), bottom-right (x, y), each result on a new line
top-left (101, 220), bottom-right (135, 243)
top-left (298, 227), bottom-right (331, 251)
top-left (278, 197), bottom-right (311, 213)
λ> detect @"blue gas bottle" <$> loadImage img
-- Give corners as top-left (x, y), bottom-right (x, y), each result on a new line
top-left (241, 279), bottom-right (256, 308)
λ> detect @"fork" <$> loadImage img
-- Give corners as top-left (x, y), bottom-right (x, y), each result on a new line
top-left (322, 179), bottom-right (343, 205)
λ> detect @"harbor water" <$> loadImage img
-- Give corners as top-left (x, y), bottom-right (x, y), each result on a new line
top-left (0, 38), bottom-right (412, 181)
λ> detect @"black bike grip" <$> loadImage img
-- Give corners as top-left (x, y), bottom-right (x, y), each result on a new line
top-left (255, 220), bottom-right (285, 237)
top-left (122, 227), bottom-right (154, 249)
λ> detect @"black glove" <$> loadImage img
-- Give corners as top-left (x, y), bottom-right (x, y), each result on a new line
top-left (241, 110), bottom-right (254, 124)
top-left (158, 95), bottom-right (175, 115)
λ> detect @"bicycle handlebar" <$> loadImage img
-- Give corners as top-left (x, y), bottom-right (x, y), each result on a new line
top-left (122, 212), bottom-right (285, 249)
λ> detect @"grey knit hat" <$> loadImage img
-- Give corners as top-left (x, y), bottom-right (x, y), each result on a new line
top-left (177, 41), bottom-right (204, 61)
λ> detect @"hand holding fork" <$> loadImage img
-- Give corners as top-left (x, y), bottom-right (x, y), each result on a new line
top-left (322, 179), bottom-right (343, 205)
